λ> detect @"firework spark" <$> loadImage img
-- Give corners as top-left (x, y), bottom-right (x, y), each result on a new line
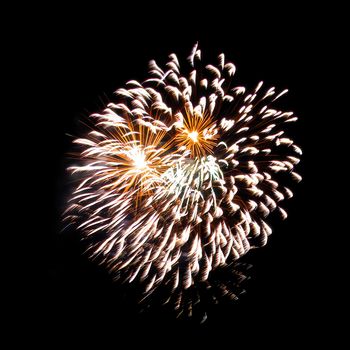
top-left (66, 44), bottom-right (301, 299)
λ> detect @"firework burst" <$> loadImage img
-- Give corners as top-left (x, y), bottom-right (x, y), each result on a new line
top-left (66, 43), bottom-right (301, 299)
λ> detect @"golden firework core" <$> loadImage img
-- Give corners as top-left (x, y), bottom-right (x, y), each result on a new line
top-left (133, 151), bottom-right (147, 170)
top-left (176, 123), bottom-right (219, 158)
top-left (187, 130), bottom-right (199, 143)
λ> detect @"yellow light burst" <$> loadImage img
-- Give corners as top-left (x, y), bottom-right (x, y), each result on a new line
top-left (175, 111), bottom-right (219, 158)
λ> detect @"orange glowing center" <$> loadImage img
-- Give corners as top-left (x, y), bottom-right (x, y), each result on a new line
top-left (187, 130), bottom-right (199, 143)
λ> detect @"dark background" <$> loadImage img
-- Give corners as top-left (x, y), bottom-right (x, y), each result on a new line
top-left (17, 3), bottom-right (342, 347)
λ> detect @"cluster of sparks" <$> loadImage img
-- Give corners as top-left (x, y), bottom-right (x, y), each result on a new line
top-left (66, 44), bottom-right (301, 300)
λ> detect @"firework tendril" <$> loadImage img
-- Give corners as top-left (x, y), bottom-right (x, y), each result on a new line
top-left (66, 44), bottom-right (302, 298)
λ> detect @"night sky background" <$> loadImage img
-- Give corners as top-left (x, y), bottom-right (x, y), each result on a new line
top-left (16, 3), bottom-right (342, 347)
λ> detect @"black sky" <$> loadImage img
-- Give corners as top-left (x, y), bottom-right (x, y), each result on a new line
top-left (15, 3), bottom-right (342, 347)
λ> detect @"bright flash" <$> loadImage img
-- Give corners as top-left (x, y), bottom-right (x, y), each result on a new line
top-left (188, 131), bottom-right (199, 143)
top-left (133, 152), bottom-right (147, 169)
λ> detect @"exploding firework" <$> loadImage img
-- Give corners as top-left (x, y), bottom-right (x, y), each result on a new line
top-left (65, 43), bottom-right (301, 299)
